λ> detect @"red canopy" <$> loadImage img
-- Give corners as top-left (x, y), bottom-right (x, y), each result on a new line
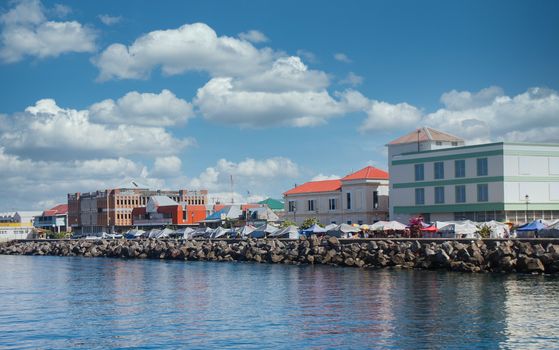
top-left (420, 225), bottom-right (438, 232)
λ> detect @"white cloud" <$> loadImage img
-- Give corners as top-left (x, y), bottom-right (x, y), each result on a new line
top-left (0, 0), bottom-right (96, 63)
top-left (360, 100), bottom-right (422, 131)
top-left (334, 52), bottom-right (351, 63)
top-left (98, 14), bottom-right (121, 26)
top-left (238, 29), bottom-right (268, 43)
top-left (1, 98), bottom-right (194, 160)
top-left (93, 22), bottom-right (276, 81)
top-left (0, 147), bottom-right (166, 211)
top-left (89, 89), bottom-right (194, 126)
top-left (234, 56), bottom-right (329, 92)
top-left (440, 86), bottom-right (504, 110)
top-left (194, 77), bottom-right (362, 127)
top-left (358, 86), bottom-right (559, 143)
top-left (153, 156), bottom-right (182, 175)
top-left (51, 4), bottom-right (71, 17)
top-left (188, 157), bottom-right (299, 203)
top-left (340, 72), bottom-right (363, 86)
top-left (296, 49), bottom-right (317, 64)
top-left (424, 87), bottom-right (559, 143)
top-left (311, 174), bottom-right (340, 181)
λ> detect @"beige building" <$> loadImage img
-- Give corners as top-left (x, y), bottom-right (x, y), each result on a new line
top-left (283, 166), bottom-right (389, 225)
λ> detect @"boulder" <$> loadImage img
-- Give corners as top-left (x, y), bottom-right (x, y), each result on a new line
top-left (517, 256), bottom-right (545, 273)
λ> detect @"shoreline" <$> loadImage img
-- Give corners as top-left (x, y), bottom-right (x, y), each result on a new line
top-left (2, 237), bottom-right (559, 274)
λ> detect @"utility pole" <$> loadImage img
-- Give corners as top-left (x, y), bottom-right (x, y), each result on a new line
top-left (230, 175), bottom-right (234, 204)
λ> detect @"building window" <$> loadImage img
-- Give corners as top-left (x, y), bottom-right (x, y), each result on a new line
top-left (288, 201), bottom-right (296, 212)
top-left (455, 185), bottom-right (466, 203)
top-left (477, 184), bottom-right (489, 202)
top-left (414, 164), bottom-right (424, 181)
top-left (373, 191), bottom-right (379, 209)
top-left (477, 158), bottom-right (488, 176)
top-left (358, 220), bottom-right (363, 225)
top-left (434, 187), bottom-right (445, 204)
top-left (346, 193), bottom-right (351, 210)
top-left (434, 162), bottom-right (444, 179)
top-left (436, 141), bottom-right (442, 146)
top-left (415, 188), bottom-right (425, 205)
top-left (452, 142), bottom-right (458, 146)
top-left (347, 220), bottom-right (352, 225)
top-left (308, 200), bottom-right (315, 211)
top-left (455, 159), bottom-right (466, 178)
top-left (328, 198), bottom-right (337, 210)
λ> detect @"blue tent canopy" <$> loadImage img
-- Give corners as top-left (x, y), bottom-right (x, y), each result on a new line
top-left (517, 220), bottom-right (546, 232)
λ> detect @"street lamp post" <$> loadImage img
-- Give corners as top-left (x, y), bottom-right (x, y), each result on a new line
top-left (524, 194), bottom-right (530, 223)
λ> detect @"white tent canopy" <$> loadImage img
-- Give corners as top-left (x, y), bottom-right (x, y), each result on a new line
top-left (269, 225), bottom-right (300, 239)
top-left (327, 223), bottom-right (360, 238)
top-left (435, 220), bottom-right (480, 238)
top-left (370, 221), bottom-right (406, 231)
top-left (211, 227), bottom-right (229, 239)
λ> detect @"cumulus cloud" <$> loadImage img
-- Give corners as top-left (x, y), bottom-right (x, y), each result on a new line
top-left (194, 77), bottom-right (363, 127)
top-left (152, 156), bottom-right (182, 175)
top-left (340, 72), bottom-right (363, 86)
top-left (360, 100), bottom-right (422, 131)
top-left (238, 29), bottom-right (268, 43)
top-left (0, 0), bottom-right (96, 63)
top-left (440, 86), bottom-right (504, 111)
top-left (359, 86), bottom-right (559, 143)
top-left (0, 147), bottom-right (167, 211)
top-left (424, 87), bottom-right (559, 143)
top-left (234, 56), bottom-right (329, 92)
top-left (93, 22), bottom-right (276, 81)
top-left (334, 52), bottom-right (351, 63)
top-left (1, 98), bottom-right (193, 160)
top-left (188, 157), bottom-right (299, 203)
top-left (89, 89), bottom-right (194, 126)
top-left (98, 14), bottom-right (121, 26)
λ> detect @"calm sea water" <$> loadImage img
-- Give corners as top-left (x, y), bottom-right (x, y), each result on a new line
top-left (1, 256), bottom-right (558, 349)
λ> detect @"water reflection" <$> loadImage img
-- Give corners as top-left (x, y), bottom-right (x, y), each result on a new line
top-left (0, 256), bottom-right (558, 349)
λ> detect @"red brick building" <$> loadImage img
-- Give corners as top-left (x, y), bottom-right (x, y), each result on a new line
top-left (68, 183), bottom-right (208, 233)
top-left (132, 196), bottom-right (207, 227)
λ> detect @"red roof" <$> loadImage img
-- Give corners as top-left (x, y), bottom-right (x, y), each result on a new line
top-left (284, 179), bottom-right (342, 195)
top-left (241, 204), bottom-right (262, 210)
top-left (43, 204), bottom-right (68, 216)
top-left (342, 166), bottom-right (389, 181)
top-left (213, 204), bottom-right (227, 212)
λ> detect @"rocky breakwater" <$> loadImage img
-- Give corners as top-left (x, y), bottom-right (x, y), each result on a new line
top-left (2, 237), bottom-right (559, 274)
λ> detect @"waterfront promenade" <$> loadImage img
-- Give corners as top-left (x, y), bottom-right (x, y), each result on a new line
top-left (2, 237), bottom-right (559, 274)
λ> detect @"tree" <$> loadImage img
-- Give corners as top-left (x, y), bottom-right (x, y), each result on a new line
top-left (476, 224), bottom-right (492, 238)
top-left (300, 217), bottom-right (323, 229)
top-left (280, 220), bottom-right (297, 228)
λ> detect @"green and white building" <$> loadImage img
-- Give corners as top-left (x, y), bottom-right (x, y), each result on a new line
top-left (388, 127), bottom-right (559, 224)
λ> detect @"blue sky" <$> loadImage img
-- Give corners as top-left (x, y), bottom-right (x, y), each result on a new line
top-left (1, 0), bottom-right (558, 211)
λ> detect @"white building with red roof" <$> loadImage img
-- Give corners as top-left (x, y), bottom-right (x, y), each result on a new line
top-left (283, 166), bottom-right (389, 225)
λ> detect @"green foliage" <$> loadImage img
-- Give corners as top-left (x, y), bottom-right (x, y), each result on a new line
top-left (280, 220), bottom-right (297, 228)
top-left (476, 224), bottom-right (492, 239)
top-left (46, 231), bottom-right (70, 239)
top-left (300, 217), bottom-right (323, 230)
